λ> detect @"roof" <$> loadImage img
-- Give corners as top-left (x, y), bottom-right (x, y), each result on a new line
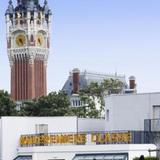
top-left (62, 70), bottom-right (126, 96)
top-left (105, 92), bottom-right (160, 98)
top-left (14, 155), bottom-right (32, 160)
top-left (6, 0), bottom-right (51, 15)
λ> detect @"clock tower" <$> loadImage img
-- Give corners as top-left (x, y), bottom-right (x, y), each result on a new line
top-left (5, 0), bottom-right (52, 101)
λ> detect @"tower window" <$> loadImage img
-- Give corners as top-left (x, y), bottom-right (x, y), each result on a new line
top-left (30, 35), bottom-right (34, 42)
top-left (106, 109), bottom-right (110, 121)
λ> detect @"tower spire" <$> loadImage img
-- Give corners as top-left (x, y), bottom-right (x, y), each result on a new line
top-left (6, 0), bottom-right (14, 15)
top-left (9, 0), bottom-right (13, 5)
top-left (17, 0), bottom-right (22, 5)
top-left (43, 0), bottom-right (51, 15)
top-left (44, 0), bottom-right (49, 10)
top-left (44, 0), bottom-right (48, 5)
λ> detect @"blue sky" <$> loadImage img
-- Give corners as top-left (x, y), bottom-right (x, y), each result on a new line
top-left (0, 0), bottom-right (160, 93)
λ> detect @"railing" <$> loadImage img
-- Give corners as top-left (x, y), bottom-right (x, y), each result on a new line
top-left (144, 119), bottom-right (160, 131)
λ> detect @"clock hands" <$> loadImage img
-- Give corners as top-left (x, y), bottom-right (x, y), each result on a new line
top-left (16, 34), bottom-right (44, 47)
top-left (38, 38), bottom-right (41, 45)
top-left (18, 38), bottom-right (23, 45)
top-left (16, 35), bottom-right (26, 47)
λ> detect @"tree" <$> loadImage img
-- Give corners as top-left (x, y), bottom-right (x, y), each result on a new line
top-left (20, 91), bottom-right (70, 116)
top-left (19, 78), bottom-right (124, 118)
top-left (101, 78), bottom-right (124, 95)
top-left (66, 93), bottom-right (100, 118)
top-left (0, 90), bottom-right (17, 116)
top-left (73, 78), bottom-right (124, 118)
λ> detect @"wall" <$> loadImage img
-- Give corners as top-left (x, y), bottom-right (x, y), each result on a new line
top-left (0, 116), bottom-right (105, 160)
top-left (105, 93), bottom-right (160, 131)
top-left (78, 118), bottom-right (105, 132)
top-left (17, 144), bottom-right (156, 160)
top-left (128, 144), bottom-right (156, 159)
top-left (1, 117), bottom-right (78, 160)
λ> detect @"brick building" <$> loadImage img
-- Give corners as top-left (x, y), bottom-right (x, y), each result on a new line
top-left (5, 0), bottom-right (52, 101)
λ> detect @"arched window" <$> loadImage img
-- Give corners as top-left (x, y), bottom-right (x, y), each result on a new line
top-left (30, 35), bottom-right (34, 42)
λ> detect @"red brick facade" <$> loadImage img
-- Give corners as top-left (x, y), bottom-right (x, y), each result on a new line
top-left (11, 58), bottom-right (46, 101)
top-left (72, 69), bottom-right (80, 94)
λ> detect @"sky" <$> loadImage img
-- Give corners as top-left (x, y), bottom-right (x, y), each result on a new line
top-left (0, 0), bottom-right (160, 93)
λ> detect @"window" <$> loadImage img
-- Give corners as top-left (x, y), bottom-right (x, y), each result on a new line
top-left (106, 109), bottom-right (110, 121)
top-left (73, 153), bottom-right (128, 160)
top-left (35, 124), bottom-right (48, 134)
top-left (73, 100), bottom-right (75, 106)
top-left (14, 156), bottom-right (32, 160)
top-left (78, 100), bottom-right (81, 106)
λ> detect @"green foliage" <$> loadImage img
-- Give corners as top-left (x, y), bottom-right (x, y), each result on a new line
top-left (0, 90), bottom-right (17, 116)
top-left (18, 78), bottom-right (124, 118)
top-left (133, 157), bottom-right (157, 160)
top-left (66, 99), bottom-right (100, 118)
top-left (20, 91), bottom-right (70, 116)
top-left (101, 78), bottom-right (124, 95)
top-left (76, 78), bottom-right (124, 118)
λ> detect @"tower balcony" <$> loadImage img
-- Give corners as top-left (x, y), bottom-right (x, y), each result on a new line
top-left (7, 48), bottom-right (49, 63)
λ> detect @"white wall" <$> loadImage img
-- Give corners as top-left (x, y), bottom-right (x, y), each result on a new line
top-left (128, 145), bottom-right (156, 160)
top-left (17, 144), bottom-right (156, 160)
top-left (78, 118), bottom-right (105, 132)
top-left (0, 116), bottom-right (105, 160)
top-left (105, 93), bottom-right (160, 131)
top-left (1, 116), bottom-right (78, 160)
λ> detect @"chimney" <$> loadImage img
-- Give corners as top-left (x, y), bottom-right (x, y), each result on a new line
top-left (129, 76), bottom-right (136, 89)
top-left (72, 68), bottom-right (80, 94)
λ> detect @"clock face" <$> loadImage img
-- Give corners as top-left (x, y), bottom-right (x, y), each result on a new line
top-left (16, 34), bottom-right (26, 47)
top-left (37, 34), bottom-right (44, 47)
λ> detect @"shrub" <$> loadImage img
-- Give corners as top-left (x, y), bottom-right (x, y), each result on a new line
top-left (133, 157), bottom-right (157, 160)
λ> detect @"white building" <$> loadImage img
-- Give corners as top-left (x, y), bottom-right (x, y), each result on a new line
top-left (105, 92), bottom-right (160, 131)
top-left (0, 116), bottom-right (105, 160)
top-left (1, 90), bottom-right (160, 160)
top-left (17, 144), bottom-right (156, 160)
top-left (0, 116), bottom-right (157, 160)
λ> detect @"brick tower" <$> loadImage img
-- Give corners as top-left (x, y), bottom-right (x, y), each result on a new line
top-left (5, 0), bottom-right (52, 101)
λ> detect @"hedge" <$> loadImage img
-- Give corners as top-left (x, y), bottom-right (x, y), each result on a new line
top-left (133, 157), bottom-right (157, 160)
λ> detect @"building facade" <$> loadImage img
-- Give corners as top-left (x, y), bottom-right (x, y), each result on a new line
top-left (62, 68), bottom-right (129, 96)
top-left (0, 117), bottom-right (105, 160)
top-left (62, 68), bottom-right (137, 107)
top-left (16, 144), bottom-right (156, 160)
top-left (105, 92), bottom-right (160, 131)
top-left (5, 0), bottom-right (52, 101)
top-left (0, 117), bottom-right (157, 160)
